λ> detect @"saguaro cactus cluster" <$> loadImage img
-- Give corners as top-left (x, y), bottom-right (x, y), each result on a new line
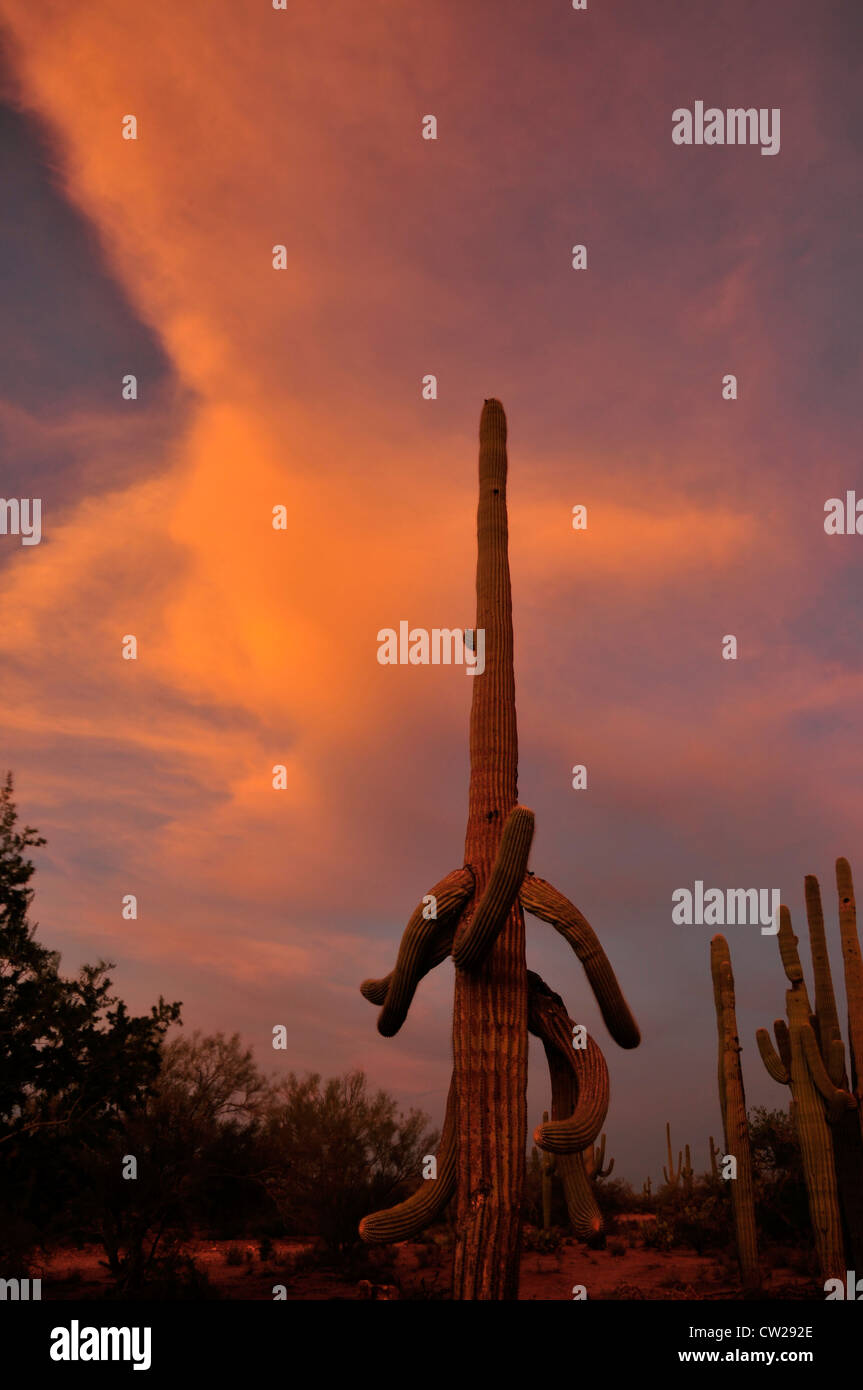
top-left (359, 400), bottom-right (640, 1299)
top-left (710, 937), bottom-right (759, 1291)
top-left (755, 861), bottom-right (863, 1277)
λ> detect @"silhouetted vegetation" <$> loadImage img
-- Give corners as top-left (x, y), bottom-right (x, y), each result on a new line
top-left (0, 776), bottom-right (437, 1292)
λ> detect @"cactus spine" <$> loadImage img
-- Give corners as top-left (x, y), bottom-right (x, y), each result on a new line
top-left (358, 401), bottom-right (639, 1298)
top-left (711, 936), bottom-right (760, 1292)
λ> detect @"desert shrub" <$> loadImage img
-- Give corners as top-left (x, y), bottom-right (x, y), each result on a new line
top-left (257, 1071), bottom-right (436, 1253)
top-left (522, 1225), bottom-right (563, 1254)
top-left (641, 1218), bottom-right (674, 1252)
top-left (592, 1178), bottom-right (639, 1215)
top-left (105, 1251), bottom-right (219, 1301)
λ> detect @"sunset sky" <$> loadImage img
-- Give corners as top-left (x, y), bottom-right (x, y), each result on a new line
top-left (1, 0), bottom-right (862, 1183)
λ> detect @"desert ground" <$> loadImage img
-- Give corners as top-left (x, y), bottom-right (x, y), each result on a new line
top-left (37, 1217), bottom-right (819, 1301)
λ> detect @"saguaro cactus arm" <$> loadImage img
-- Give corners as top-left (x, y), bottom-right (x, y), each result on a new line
top-left (359, 1083), bottom-right (457, 1243)
top-left (800, 1023), bottom-right (856, 1121)
top-left (528, 971), bottom-right (609, 1154)
top-left (360, 916), bottom-right (455, 1005)
top-left (520, 873), bottom-right (640, 1048)
top-left (757, 1025), bottom-right (790, 1085)
top-left (360, 867), bottom-right (474, 1033)
top-left (777, 905), bottom-right (810, 996)
top-left (453, 807), bottom-right (535, 970)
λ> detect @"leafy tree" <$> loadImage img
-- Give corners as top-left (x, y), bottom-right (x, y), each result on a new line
top-left (256, 1070), bottom-right (437, 1252)
top-left (0, 773), bottom-right (181, 1263)
top-left (748, 1105), bottom-right (812, 1247)
top-left (77, 1032), bottom-right (270, 1288)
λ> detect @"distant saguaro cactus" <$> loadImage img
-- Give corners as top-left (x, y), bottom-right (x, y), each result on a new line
top-left (584, 1132), bottom-right (614, 1180)
top-left (662, 1121), bottom-right (683, 1189)
top-left (540, 1111), bottom-right (556, 1229)
top-left (711, 936), bottom-right (760, 1292)
top-left (359, 400), bottom-right (640, 1299)
top-left (756, 890), bottom-right (857, 1280)
top-left (709, 1135), bottom-right (721, 1180)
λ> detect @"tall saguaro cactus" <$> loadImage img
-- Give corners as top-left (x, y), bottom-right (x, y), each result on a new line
top-left (756, 899), bottom-right (856, 1279)
top-left (711, 935), bottom-right (760, 1292)
top-left (359, 400), bottom-right (640, 1299)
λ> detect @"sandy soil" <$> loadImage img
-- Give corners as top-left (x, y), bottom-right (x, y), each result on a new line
top-left (33, 1225), bottom-right (818, 1301)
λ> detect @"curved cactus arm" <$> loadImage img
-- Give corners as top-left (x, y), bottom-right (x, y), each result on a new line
top-left (452, 806), bottom-right (534, 970)
top-left (774, 1018), bottom-right (792, 1074)
top-left (360, 867), bottom-right (474, 1033)
top-left (527, 971), bottom-right (609, 1154)
top-left (757, 1026), bottom-right (790, 1085)
top-left (361, 920), bottom-right (456, 1007)
top-left (520, 873), bottom-right (640, 1048)
top-left (359, 1082), bottom-right (457, 1243)
top-left (800, 1021), bottom-right (856, 1121)
top-left (777, 906), bottom-right (810, 1001)
top-left (535, 993), bottom-right (604, 1239)
top-left (560, 1151), bottom-right (604, 1239)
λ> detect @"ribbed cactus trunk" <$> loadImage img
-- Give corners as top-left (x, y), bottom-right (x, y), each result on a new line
top-left (452, 399), bottom-right (527, 1300)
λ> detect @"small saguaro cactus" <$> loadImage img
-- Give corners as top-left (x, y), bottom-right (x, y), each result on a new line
top-left (709, 1135), bottom-right (721, 1180)
top-left (642, 1176), bottom-right (652, 1200)
top-left (662, 1122), bottom-right (683, 1189)
top-left (681, 1144), bottom-right (694, 1194)
top-left (756, 899), bottom-right (854, 1281)
top-left (358, 400), bottom-right (640, 1299)
top-left (540, 1111), bottom-right (556, 1230)
top-left (711, 936), bottom-right (760, 1292)
top-left (584, 1132), bottom-right (614, 1180)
